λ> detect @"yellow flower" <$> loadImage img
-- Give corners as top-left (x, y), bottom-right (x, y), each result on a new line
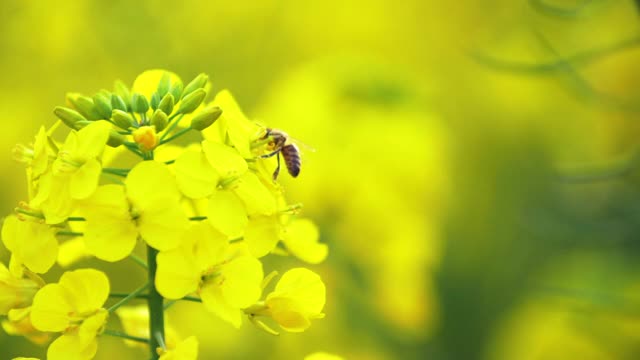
top-left (2, 307), bottom-right (51, 345)
top-left (13, 125), bottom-right (52, 181)
top-left (250, 268), bottom-right (326, 332)
top-left (80, 160), bottom-right (189, 261)
top-left (173, 139), bottom-right (247, 199)
top-left (0, 262), bottom-right (40, 314)
top-left (158, 336), bottom-right (199, 360)
top-left (203, 90), bottom-right (262, 158)
top-left (281, 218), bottom-right (327, 264)
top-left (30, 269), bottom-right (109, 360)
top-left (1, 215), bottom-right (58, 275)
top-left (115, 305), bottom-right (180, 350)
top-left (31, 121), bottom-right (112, 224)
top-left (156, 221), bottom-right (263, 328)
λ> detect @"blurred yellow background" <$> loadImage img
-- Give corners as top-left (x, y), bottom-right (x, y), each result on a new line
top-left (3, 0), bottom-right (640, 359)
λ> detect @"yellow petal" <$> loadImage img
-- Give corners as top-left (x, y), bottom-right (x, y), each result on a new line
top-left (266, 296), bottom-right (310, 332)
top-left (269, 268), bottom-right (326, 314)
top-left (201, 140), bottom-right (248, 179)
top-left (137, 205), bottom-right (189, 251)
top-left (47, 333), bottom-right (98, 360)
top-left (2, 216), bottom-right (58, 274)
top-left (58, 269), bottom-right (110, 314)
top-left (69, 158), bottom-right (101, 200)
top-left (126, 161), bottom-right (181, 211)
top-left (156, 247), bottom-right (200, 299)
top-left (78, 309), bottom-right (108, 346)
top-left (189, 222), bottom-right (228, 271)
top-left (199, 282), bottom-right (242, 328)
top-left (57, 237), bottom-right (90, 268)
top-left (73, 121), bottom-right (111, 162)
top-left (81, 185), bottom-right (137, 261)
top-left (206, 90), bottom-right (261, 158)
top-left (232, 172), bottom-right (276, 216)
top-left (219, 256), bottom-right (263, 308)
top-left (244, 216), bottom-right (280, 258)
top-left (30, 284), bottom-right (73, 332)
top-left (159, 336), bottom-right (199, 360)
top-left (34, 173), bottom-right (73, 225)
top-left (207, 189), bottom-right (247, 238)
top-left (174, 150), bottom-right (219, 199)
top-left (281, 219), bottom-right (327, 264)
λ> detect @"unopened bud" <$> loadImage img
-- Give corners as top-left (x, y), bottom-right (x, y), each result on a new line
top-left (157, 72), bottom-right (171, 98)
top-left (150, 92), bottom-right (160, 111)
top-left (107, 129), bottom-right (127, 147)
top-left (112, 109), bottom-right (135, 130)
top-left (54, 106), bottom-right (86, 130)
top-left (131, 93), bottom-right (150, 113)
top-left (170, 80), bottom-right (183, 101)
top-left (190, 106), bottom-right (222, 130)
top-left (158, 94), bottom-right (175, 115)
top-left (178, 89), bottom-right (206, 114)
top-left (114, 80), bottom-right (132, 108)
top-left (66, 93), bottom-right (102, 120)
top-left (133, 126), bottom-right (158, 151)
top-left (181, 73), bottom-right (208, 99)
top-left (111, 94), bottom-right (128, 112)
top-left (93, 93), bottom-right (112, 119)
top-left (151, 109), bottom-right (168, 132)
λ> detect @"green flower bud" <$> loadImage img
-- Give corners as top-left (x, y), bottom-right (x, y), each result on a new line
top-left (112, 109), bottom-right (136, 130)
top-left (131, 93), bottom-right (150, 113)
top-left (181, 73), bottom-right (208, 99)
top-left (157, 72), bottom-right (171, 98)
top-left (93, 93), bottom-right (112, 119)
top-left (54, 106), bottom-right (86, 130)
top-left (170, 80), bottom-right (183, 101)
top-left (190, 106), bottom-right (222, 131)
top-left (111, 94), bottom-right (128, 112)
top-left (107, 129), bottom-right (127, 147)
top-left (158, 94), bottom-right (175, 115)
top-left (150, 92), bottom-right (160, 111)
top-left (151, 109), bottom-right (168, 132)
top-left (178, 89), bottom-right (206, 114)
top-left (66, 93), bottom-right (102, 120)
top-left (114, 80), bottom-right (132, 110)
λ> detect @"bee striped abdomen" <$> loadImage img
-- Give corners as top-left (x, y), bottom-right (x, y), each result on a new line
top-left (282, 144), bottom-right (301, 177)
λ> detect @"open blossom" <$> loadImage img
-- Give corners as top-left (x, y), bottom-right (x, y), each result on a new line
top-left (1, 215), bottom-right (58, 276)
top-left (79, 160), bottom-right (189, 261)
top-left (156, 221), bottom-right (263, 328)
top-left (0, 262), bottom-right (40, 314)
top-left (248, 268), bottom-right (326, 333)
top-left (31, 121), bottom-right (112, 224)
top-left (30, 269), bottom-right (109, 360)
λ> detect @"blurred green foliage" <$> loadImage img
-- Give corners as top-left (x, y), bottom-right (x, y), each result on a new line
top-left (3, 0), bottom-right (640, 359)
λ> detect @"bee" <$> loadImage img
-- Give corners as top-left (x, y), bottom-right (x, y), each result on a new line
top-left (260, 128), bottom-right (302, 180)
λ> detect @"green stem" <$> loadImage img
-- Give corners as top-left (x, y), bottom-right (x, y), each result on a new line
top-left (189, 216), bottom-right (207, 221)
top-left (108, 282), bottom-right (150, 313)
top-left (102, 168), bottom-right (129, 177)
top-left (109, 292), bottom-right (148, 299)
top-left (147, 246), bottom-right (165, 359)
top-left (159, 114), bottom-right (184, 142)
top-left (159, 127), bottom-right (192, 145)
top-left (103, 329), bottom-right (149, 344)
top-left (129, 253), bottom-right (148, 269)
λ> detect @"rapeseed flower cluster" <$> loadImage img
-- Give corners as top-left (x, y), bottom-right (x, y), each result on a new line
top-left (1, 70), bottom-right (327, 360)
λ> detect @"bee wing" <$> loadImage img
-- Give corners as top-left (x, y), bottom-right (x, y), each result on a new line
top-left (289, 137), bottom-right (316, 153)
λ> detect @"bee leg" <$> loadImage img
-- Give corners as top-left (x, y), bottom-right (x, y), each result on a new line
top-left (260, 149), bottom-right (280, 159)
top-left (273, 152), bottom-right (281, 180)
